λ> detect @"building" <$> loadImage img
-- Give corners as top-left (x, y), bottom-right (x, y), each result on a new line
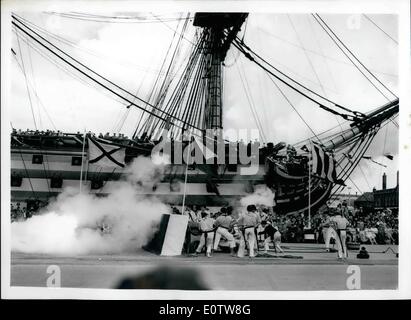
top-left (354, 171), bottom-right (399, 213)
top-left (329, 192), bottom-right (357, 207)
top-left (373, 172), bottom-right (399, 212)
top-left (353, 192), bottom-right (374, 212)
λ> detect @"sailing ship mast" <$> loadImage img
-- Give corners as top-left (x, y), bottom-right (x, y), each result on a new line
top-left (193, 13), bottom-right (248, 130)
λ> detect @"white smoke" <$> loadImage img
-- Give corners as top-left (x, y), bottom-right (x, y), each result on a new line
top-left (11, 157), bottom-right (170, 255)
top-left (240, 185), bottom-right (275, 207)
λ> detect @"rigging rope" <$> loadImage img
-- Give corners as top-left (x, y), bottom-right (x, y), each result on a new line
top-left (17, 147), bottom-right (38, 200)
top-left (287, 15), bottom-right (328, 98)
top-left (136, 16), bottom-right (184, 137)
top-left (305, 14), bottom-right (345, 135)
top-left (14, 28), bottom-right (134, 121)
top-left (16, 31), bottom-right (37, 130)
top-left (14, 14), bottom-right (177, 78)
top-left (266, 73), bottom-right (322, 144)
top-left (235, 58), bottom-right (268, 143)
top-left (11, 47), bottom-right (57, 130)
top-left (335, 129), bottom-right (378, 192)
top-left (362, 14), bottom-right (398, 45)
top-left (14, 35), bottom-right (52, 194)
top-left (232, 38), bottom-right (363, 121)
top-left (151, 13), bottom-right (196, 46)
top-left (257, 26), bottom-right (398, 79)
top-left (27, 43), bottom-right (43, 130)
top-left (140, 14), bottom-right (192, 138)
top-left (44, 11), bottom-right (194, 25)
top-left (12, 15), bottom-right (203, 134)
top-left (146, 34), bottom-right (204, 138)
top-left (358, 163), bottom-right (372, 190)
top-left (233, 36), bottom-right (363, 116)
top-left (313, 14), bottom-right (398, 100)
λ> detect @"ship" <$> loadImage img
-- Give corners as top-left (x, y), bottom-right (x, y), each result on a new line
top-left (10, 12), bottom-right (399, 217)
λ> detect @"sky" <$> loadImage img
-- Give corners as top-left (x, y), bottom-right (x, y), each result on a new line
top-left (7, 9), bottom-right (400, 195)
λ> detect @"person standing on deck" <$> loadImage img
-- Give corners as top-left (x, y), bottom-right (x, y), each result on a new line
top-left (321, 211), bottom-right (335, 252)
top-left (237, 205), bottom-right (260, 258)
top-left (213, 207), bottom-right (236, 256)
top-left (329, 210), bottom-right (350, 259)
top-left (194, 211), bottom-right (215, 257)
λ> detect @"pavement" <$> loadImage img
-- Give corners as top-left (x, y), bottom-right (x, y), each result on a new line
top-left (10, 243), bottom-right (398, 290)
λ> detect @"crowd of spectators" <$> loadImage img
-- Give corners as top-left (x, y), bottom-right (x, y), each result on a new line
top-left (311, 204), bottom-right (398, 245)
top-left (12, 128), bottom-right (67, 136)
top-left (10, 201), bottom-right (46, 223)
top-left (12, 128), bottom-right (132, 140)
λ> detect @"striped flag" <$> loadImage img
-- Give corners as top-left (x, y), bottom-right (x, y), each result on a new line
top-left (309, 142), bottom-right (345, 185)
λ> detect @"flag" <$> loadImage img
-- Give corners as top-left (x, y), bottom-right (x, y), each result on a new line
top-left (88, 136), bottom-right (125, 168)
top-left (310, 141), bottom-right (344, 185)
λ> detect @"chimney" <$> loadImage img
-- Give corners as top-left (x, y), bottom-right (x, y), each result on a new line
top-left (397, 170), bottom-right (399, 187)
top-left (382, 172), bottom-right (387, 190)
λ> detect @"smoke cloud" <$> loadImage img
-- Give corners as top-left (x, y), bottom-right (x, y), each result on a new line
top-left (240, 185), bottom-right (275, 207)
top-left (11, 157), bottom-right (170, 255)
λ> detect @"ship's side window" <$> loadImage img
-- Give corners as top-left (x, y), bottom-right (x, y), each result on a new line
top-left (32, 154), bottom-right (43, 164)
top-left (91, 179), bottom-right (104, 190)
top-left (11, 175), bottom-right (23, 187)
top-left (72, 156), bottom-right (82, 166)
top-left (50, 177), bottom-right (63, 188)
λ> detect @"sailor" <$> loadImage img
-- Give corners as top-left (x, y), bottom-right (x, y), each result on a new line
top-left (183, 206), bottom-right (200, 222)
top-left (272, 221), bottom-right (284, 254)
top-left (356, 246), bottom-right (370, 259)
top-left (329, 209), bottom-right (350, 259)
top-left (191, 205), bottom-right (201, 222)
top-left (194, 211), bottom-right (215, 258)
top-left (232, 224), bottom-right (242, 247)
top-left (237, 205), bottom-right (260, 258)
top-left (10, 203), bottom-right (17, 222)
top-left (341, 200), bottom-right (350, 218)
top-left (257, 208), bottom-right (269, 241)
top-left (321, 211), bottom-right (335, 252)
top-left (253, 207), bottom-right (262, 250)
top-left (259, 220), bottom-right (284, 254)
top-left (286, 144), bottom-right (297, 162)
top-left (213, 207), bottom-right (236, 256)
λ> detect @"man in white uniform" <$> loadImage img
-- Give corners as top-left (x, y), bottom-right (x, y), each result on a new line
top-left (329, 210), bottom-right (350, 259)
top-left (194, 211), bottom-right (215, 257)
top-left (213, 207), bottom-right (236, 256)
top-left (321, 212), bottom-right (335, 252)
top-left (237, 205), bottom-right (260, 258)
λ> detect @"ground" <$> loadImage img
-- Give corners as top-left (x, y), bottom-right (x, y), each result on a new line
top-left (10, 243), bottom-right (398, 290)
